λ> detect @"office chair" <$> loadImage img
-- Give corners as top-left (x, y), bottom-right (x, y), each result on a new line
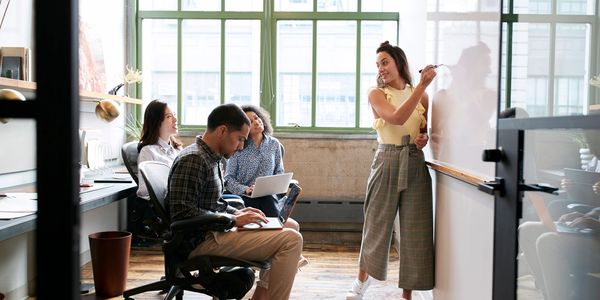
top-left (121, 141), bottom-right (140, 185)
top-left (123, 161), bottom-right (270, 300)
top-left (121, 141), bottom-right (167, 242)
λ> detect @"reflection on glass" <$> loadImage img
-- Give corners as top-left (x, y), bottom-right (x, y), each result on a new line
top-left (507, 22), bottom-right (591, 117)
top-left (427, 0), bottom-right (498, 13)
top-left (428, 20), bottom-right (499, 177)
top-left (224, 20), bottom-right (261, 107)
top-left (316, 21), bottom-right (356, 127)
top-left (360, 21), bottom-right (397, 128)
top-left (181, 20), bottom-right (221, 125)
top-left (317, 0), bottom-right (357, 12)
top-left (225, 0), bottom-right (262, 11)
top-left (361, 0), bottom-right (399, 12)
top-left (182, 0), bottom-right (220, 11)
top-left (142, 19), bottom-right (178, 115)
top-left (553, 23), bottom-right (590, 116)
top-left (518, 129), bottom-right (600, 300)
top-left (138, 0), bottom-right (177, 11)
top-left (275, 0), bottom-right (313, 12)
top-left (557, 0), bottom-right (596, 15)
top-left (277, 21), bottom-right (312, 127)
top-left (510, 23), bottom-right (550, 117)
top-left (514, 0), bottom-right (552, 14)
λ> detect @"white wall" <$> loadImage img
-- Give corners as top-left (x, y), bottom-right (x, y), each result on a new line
top-left (433, 175), bottom-right (494, 299)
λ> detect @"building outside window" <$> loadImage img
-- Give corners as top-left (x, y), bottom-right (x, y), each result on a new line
top-left (136, 0), bottom-right (399, 132)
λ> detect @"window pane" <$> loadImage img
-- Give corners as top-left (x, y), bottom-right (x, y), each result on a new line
top-left (317, 0), bottom-right (357, 12)
top-left (141, 19), bottom-right (178, 112)
top-left (437, 0), bottom-right (479, 12)
top-left (316, 21), bottom-right (356, 127)
top-left (181, 20), bottom-right (221, 125)
top-left (226, 0), bottom-right (263, 11)
top-left (275, 0), bottom-right (313, 12)
top-left (557, 0), bottom-right (596, 15)
top-left (360, 21), bottom-right (397, 128)
top-left (514, 0), bottom-right (552, 14)
top-left (225, 20), bottom-right (261, 107)
top-left (518, 128), bottom-right (600, 300)
top-left (182, 0), bottom-right (221, 11)
top-left (277, 21), bottom-right (313, 127)
top-left (138, 0), bottom-right (177, 10)
top-left (554, 23), bottom-right (590, 116)
top-left (362, 0), bottom-right (400, 12)
top-left (511, 23), bottom-right (550, 117)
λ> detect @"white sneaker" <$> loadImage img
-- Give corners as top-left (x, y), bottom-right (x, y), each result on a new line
top-left (298, 256), bottom-right (309, 270)
top-left (345, 276), bottom-right (372, 300)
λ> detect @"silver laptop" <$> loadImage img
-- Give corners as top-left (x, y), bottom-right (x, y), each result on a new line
top-left (249, 172), bottom-right (294, 198)
top-left (240, 183), bottom-right (301, 231)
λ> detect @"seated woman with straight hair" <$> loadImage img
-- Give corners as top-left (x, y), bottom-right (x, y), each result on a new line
top-left (136, 99), bottom-right (182, 199)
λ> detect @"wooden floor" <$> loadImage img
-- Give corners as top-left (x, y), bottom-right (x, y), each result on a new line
top-left (79, 243), bottom-right (434, 300)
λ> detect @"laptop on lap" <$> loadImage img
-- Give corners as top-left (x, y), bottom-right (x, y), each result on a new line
top-left (249, 173), bottom-right (294, 198)
top-left (239, 183), bottom-right (301, 231)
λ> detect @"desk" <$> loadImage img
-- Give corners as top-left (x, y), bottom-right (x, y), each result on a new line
top-left (0, 181), bottom-right (136, 243)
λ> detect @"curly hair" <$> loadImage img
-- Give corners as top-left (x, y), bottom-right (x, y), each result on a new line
top-left (241, 104), bottom-right (273, 135)
top-left (376, 41), bottom-right (412, 87)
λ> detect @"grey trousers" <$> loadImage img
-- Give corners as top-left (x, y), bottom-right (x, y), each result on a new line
top-left (359, 143), bottom-right (434, 290)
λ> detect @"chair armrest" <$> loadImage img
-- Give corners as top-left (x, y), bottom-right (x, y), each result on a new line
top-left (224, 198), bottom-right (245, 210)
top-left (171, 214), bottom-right (236, 233)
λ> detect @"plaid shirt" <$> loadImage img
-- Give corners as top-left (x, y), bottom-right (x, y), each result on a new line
top-left (167, 136), bottom-right (238, 222)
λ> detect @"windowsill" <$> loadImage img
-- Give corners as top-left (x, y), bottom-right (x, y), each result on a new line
top-left (178, 129), bottom-right (377, 140)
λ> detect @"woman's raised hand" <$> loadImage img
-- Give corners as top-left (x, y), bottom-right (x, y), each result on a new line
top-left (418, 64), bottom-right (437, 87)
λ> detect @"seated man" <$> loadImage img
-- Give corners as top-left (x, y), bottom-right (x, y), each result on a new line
top-left (166, 103), bottom-right (303, 300)
top-left (519, 131), bottom-right (600, 299)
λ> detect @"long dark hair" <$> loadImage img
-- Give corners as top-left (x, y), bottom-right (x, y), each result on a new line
top-left (376, 41), bottom-right (412, 87)
top-left (241, 104), bottom-right (273, 135)
top-left (138, 99), bottom-right (182, 152)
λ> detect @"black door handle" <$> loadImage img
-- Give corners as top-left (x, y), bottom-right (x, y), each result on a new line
top-left (519, 183), bottom-right (559, 195)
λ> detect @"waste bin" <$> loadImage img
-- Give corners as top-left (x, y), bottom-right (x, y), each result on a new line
top-left (88, 231), bottom-right (132, 297)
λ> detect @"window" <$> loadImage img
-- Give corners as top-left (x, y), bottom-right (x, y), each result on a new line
top-left (501, 0), bottom-right (596, 117)
top-left (137, 0), bottom-right (399, 132)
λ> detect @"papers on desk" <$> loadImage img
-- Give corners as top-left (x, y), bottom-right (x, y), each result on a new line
top-left (0, 193), bottom-right (38, 219)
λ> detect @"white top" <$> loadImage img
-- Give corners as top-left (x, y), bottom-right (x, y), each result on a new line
top-left (136, 138), bottom-right (180, 199)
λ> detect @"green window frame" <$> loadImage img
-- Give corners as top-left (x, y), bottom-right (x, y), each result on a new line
top-left (135, 0), bottom-right (399, 134)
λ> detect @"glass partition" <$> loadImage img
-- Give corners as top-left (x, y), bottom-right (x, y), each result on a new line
top-left (518, 128), bottom-right (600, 299)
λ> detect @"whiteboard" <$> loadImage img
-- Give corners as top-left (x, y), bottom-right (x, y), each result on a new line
top-left (427, 19), bottom-right (500, 178)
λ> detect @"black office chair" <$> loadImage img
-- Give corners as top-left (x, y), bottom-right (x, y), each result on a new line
top-left (123, 161), bottom-right (270, 300)
top-left (121, 141), bottom-right (167, 242)
top-left (121, 141), bottom-right (140, 185)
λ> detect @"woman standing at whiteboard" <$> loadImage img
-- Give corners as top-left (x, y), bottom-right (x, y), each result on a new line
top-left (346, 41), bottom-right (437, 300)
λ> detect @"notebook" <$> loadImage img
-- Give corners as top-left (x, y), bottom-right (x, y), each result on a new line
top-left (240, 184), bottom-right (301, 231)
top-left (249, 172), bottom-right (294, 198)
top-left (563, 168), bottom-right (600, 205)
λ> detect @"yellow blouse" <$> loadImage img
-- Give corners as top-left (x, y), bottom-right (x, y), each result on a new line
top-left (372, 85), bottom-right (427, 145)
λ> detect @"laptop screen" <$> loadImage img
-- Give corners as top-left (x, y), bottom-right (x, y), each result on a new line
top-left (564, 168), bottom-right (600, 206)
top-left (278, 184), bottom-right (301, 223)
